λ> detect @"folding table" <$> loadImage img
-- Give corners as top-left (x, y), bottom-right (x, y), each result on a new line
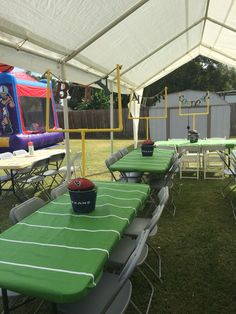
top-left (0, 181), bottom-right (149, 312)
top-left (155, 139), bottom-right (236, 150)
top-left (0, 149), bottom-right (65, 199)
top-left (109, 148), bottom-right (174, 174)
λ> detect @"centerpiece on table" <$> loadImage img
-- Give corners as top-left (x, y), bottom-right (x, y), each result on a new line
top-left (141, 139), bottom-right (155, 156)
top-left (68, 177), bottom-right (97, 214)
top-left (188, 129), bottom-right (199, 143)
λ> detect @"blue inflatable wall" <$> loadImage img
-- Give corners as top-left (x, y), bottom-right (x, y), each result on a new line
top-left (0, 71), bottom-right (63, 152)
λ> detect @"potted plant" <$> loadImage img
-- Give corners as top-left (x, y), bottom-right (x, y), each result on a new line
top-left (141, 139), bottom-right (155, 156)
top-left (68, 177), bottom-right (97, 214)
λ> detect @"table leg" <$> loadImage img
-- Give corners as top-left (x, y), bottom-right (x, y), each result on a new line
top-left (1, 288), bottom-right (9, 314)
top-left (51, 302), bottom-right (58, 314)
top-left (10, 170), bottom-right (25, 202)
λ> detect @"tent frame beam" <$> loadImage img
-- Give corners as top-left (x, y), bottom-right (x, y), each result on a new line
top-left (120, 17), bottom-right (204, 78)
top-left (200, 0), bottom-right (211, 42)
top-left (206, 17), bottom-right (236, 33)
top-left (201, 43), bottom-right (236, 62)
top-left (136, 44), bottom-right (200, 90)
top-left (61, 0), bottom-right (149, 63)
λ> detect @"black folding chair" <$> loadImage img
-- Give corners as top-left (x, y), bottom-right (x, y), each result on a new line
top-left (218, 151), bottom-right (236, 198)
top-left (14, 157), bottom-right (50, 200)
top-left (43, 152), bottom-right (65, 189)
top-left (0, 152), bottom-right (14, 197)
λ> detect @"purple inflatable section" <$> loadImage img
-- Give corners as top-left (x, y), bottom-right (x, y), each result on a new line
top-left (0, 132), bottom-right (64, 152)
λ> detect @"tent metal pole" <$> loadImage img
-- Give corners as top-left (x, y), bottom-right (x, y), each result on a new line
top-left (61, 64), bottom-right (71, 181)
top-left (81, 130), bottom-right (86, 177)
top-left (110, 81), bottom-right (114, 155)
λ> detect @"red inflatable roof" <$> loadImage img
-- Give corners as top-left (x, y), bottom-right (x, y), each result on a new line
top-left (12, 72), bottom-right (38, 82)
top-left (0, 63), bottom-right (14, 72)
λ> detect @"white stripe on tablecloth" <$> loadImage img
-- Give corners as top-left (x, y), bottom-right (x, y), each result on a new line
top-left (17, 222), bottom-right (121, 238)
top-left (0, 238), bottom-right (109, 256)
top-left (51, 201), bottom-right (138, 214)
top-left (96, 186), bottom-right (147, 195)
top-left (96, 203), bottom-right (137, 214)
top-left (36, 211), bottom-right (129, 223)
top-left (97, 194), bottom-right (142, 204)
top-left (51, 201), bottom-right (71, 205)
top-left (0, 260), bottom-right (96, 285)
top-left (94, 181), bottom-right (148, 188)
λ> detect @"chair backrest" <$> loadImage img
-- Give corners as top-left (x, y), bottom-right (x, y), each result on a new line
top-left (105, 157), bottom-right (118, 180)
top-left (49, 152), bottom-right (65, 163)
top-left (0, 152), bottom-right (14, 160)
top-left (177, 149), bottom-right (186, 159)
top-left (219, 151), bottom-right (236, 173)
top-left (111, 152), bottom-right (121, 162)
top-left (117, 150), bottom-right (123, 159)
top-left (218, 151), bottom-right (228, 165)
top-left (9, 197), bottom-right (45, 224)
top-left (146, 204), bottom-right (165, 232)
top-left (157, 186), bottom-right (169, 207)
top-left (119, 229), bottom-right (149, 284)
top-left (158, 145), bottom-right (177, 152)
top-left (179, 145), bottom-right (201, 153)
top-left (13, 149), bottom-right (27, 156)
top-left (105, 155), bottom-right (117, 168)
top-left (202, 145), bottom-right (225, 152)
top-left (119, 147), bottom-right (129, 157)
top-left (31, 157), bottom-right (50, 174)
top-left (51, 182), bottom-right (68, 199)
top-left (206, 137), bottom-right (226, 140)
top-left (164, 158), bottom-right (181, 185)
top-left (49, 152), bottom-right (66, 169)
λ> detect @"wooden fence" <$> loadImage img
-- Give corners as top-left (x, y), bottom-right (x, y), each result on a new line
top-left (57, 108), bottom-right (148, 139)
top-left (57, 104), bottom-right (236, 138)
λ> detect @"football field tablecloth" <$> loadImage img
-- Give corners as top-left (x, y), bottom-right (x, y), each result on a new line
top-left (155, 139), bottom-right (236, 149)
top-left (0, 181), bottom-right (149, 303)
top-left (110, 148), bottom-right (174, 173)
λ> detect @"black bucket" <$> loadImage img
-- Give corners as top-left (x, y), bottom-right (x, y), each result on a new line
top-left (189, 134), bottom-right (198, 143)
top-left (141, 144), bottom-right (154, 156)
top-left (69, 187), bottom-right (97, 214)
top-left (188, 130), bottom-right (199, 143)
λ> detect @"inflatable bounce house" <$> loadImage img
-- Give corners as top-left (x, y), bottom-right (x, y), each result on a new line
top-left (0, 64), bottom-right (63, 152)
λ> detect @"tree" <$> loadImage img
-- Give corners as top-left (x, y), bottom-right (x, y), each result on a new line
top-left (68, 87), bottom-right (110, 110)
top-left (143, 56), bottom-right (236, 101)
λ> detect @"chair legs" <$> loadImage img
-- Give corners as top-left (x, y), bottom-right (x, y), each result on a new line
top-left (146, 241), bottom-right (162, 281)
top-left (221, 177), bottom-right (235, 198)
top-left (222, 184), bottom-right (236, 199)
top-left (230, 198), bottom-right (236, 222)
top-left (130, 299), bottom-right (143, 314)
top-left (136, 267), bottom-right (155, 314)
top-left (233, 209), bottom-right (236, 221)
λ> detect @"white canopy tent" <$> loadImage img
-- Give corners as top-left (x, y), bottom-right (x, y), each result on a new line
top-left (0, 0), bottom-right (236, 90)
top-left (0, 0), bottom-right (236, 171)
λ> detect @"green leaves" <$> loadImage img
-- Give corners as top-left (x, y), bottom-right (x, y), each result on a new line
top-left (144, 56), bottom-right (236, 100)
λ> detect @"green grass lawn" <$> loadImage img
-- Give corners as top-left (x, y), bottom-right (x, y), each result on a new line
top-left (0, 139), bottom-right (236, 313)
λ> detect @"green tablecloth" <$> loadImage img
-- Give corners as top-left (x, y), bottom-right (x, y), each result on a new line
top-left (110, 148), bottom-right (174, 173)
top-left (0, 181), bottom-right (149, 303)
top-left (156, 139), bottom-right (236, 149)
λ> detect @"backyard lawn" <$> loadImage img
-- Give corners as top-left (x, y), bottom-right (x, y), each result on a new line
top-left (0, 139), bottom-right (236, 313)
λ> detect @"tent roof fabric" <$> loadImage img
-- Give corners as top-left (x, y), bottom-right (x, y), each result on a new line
top-left (0, 0), bottom-right (235, 92)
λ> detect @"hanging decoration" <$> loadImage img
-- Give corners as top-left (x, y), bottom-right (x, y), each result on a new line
top-left (178, 92), bottom-right (210, 130)
top-left (128, 87), bottom-right (168, 140)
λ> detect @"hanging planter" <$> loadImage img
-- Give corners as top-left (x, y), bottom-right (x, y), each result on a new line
top-left (141, 139), bottom-right (155, 156)
top-left (68, 178), bottom-right (97, 214)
